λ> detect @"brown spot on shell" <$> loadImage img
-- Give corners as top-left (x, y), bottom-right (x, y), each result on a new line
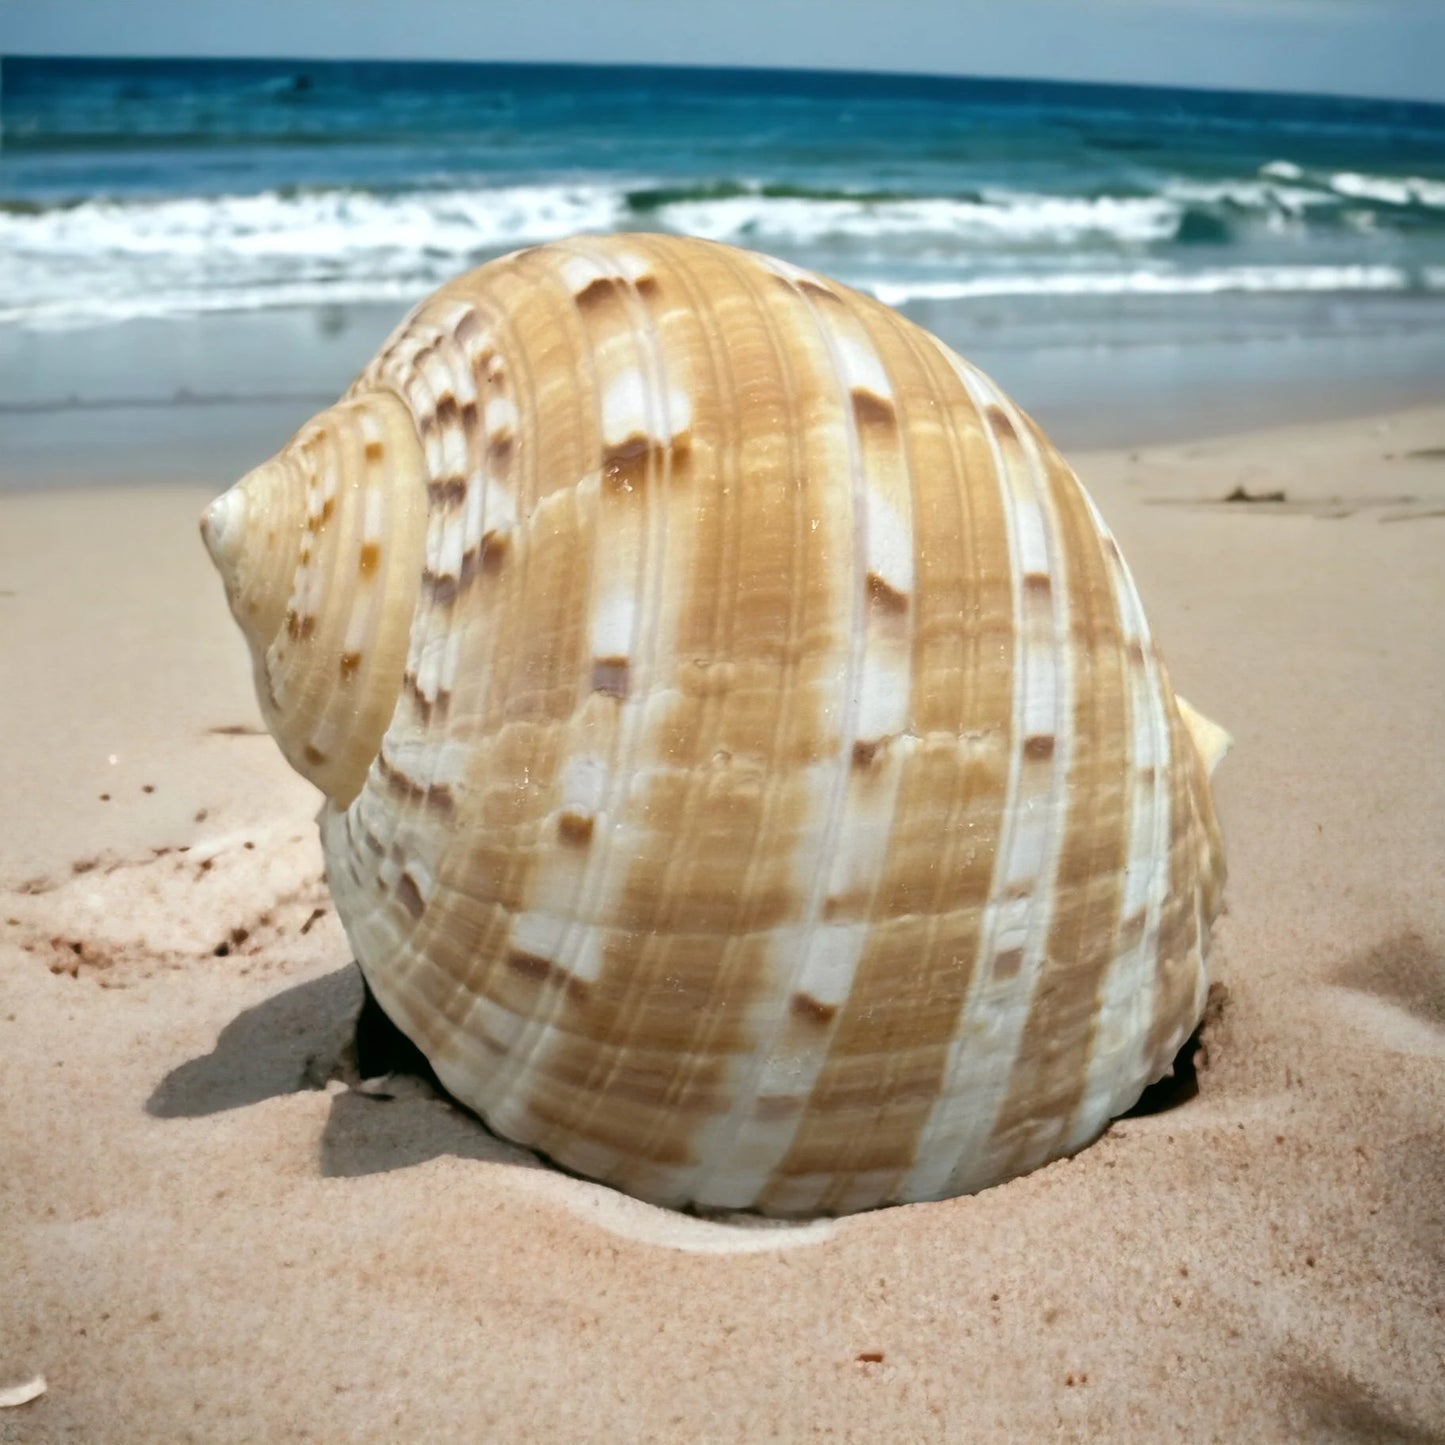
top-left (375, 751), bottom-right (452, 812)
top-left (574, 275), bottom-right (623, 308)
top-left (480, 529), bottom-right (510, 574)
top-left (423, 570), bottom-right (460, 607)
top-left (791, 992), bottom-right (838, 1026)
top-left (303, 744), bottom-right (326, 767)
top-left (395, 871), bottom-right (426, 920)
top-left (1024, 571), bottom-right (1052, 598)
top-left (364, 440), bottom-right (385, 463)
top-left (634, 273), bottom-right (660, 297)
top-left (303, 497), bottom-right (335, 535)
top-left (992, 947), bottom-right (1025, 981)
top-left (489, 432), bottom-right (514, 465)
top-left (852, 388), bottom-right (895, 429)
top-left (285, 610), bottom-right (316, 642)
top-left (1127, 640), bottom-right (1147, 669)
top-left (852, 738), bottom-right (884, 769)
top-left (1024, 734), bottom-right (1056, 762)
top-left (755, 1094), bottom-right (805, 1121)
top-left (425, 784), bottom-right (456, 816)
top-left (459, 399), bottom-right (480, 438)
top-left (558, 810), bottom-right (595, 846)
top-left (454, 310), bottom-right (484, 349)
top-left (602, 434), bottom-right (652, 493)
top-left (986, 404), bottom-right (1017, 440)
top-left (402, 673), bottom-right (451, 725)
top-left (359, 542), bottom-right (381, 576)
top-left (592, 656), bottom-right (630, 699)
top-left (1138, 765), bottom-right (1157, 789)
top-left (428, 476), bottom-right (468, 507)
top-left (797, 277), bottom-right (837, 302)
top-left (506, 950), bottom-right (589, 1005)
top-left (434, 392), bottom-right (460, 429)
top-left (866, 571), bottom-right (909, 614)
top-left (339, 651), bottom-right (362, 680)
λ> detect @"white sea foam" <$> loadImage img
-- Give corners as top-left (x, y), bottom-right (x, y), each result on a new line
top-left (1329, 171), bottom-right (1445, 208)
top-left (865, 264), bottom-right (1423, 307)
top-left (1, 172), bottom-right (1440, 331)
top-left (1257, 160), bottom-right (1445, 210)
top-left (655, 191), bottom-right (1181, 246)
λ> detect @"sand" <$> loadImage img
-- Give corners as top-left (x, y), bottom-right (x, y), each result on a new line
top-left (2, 403), bottom-right (1442, 1442)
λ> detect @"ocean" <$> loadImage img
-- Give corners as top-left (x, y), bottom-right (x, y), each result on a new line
top-left (3, 55), bottom-right (1445, 483)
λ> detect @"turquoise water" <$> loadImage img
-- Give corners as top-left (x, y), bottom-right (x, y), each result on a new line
top-left (2, 57), bottom-right (1443, 485)
top-left (3, 56), bottom-right (1444, 331)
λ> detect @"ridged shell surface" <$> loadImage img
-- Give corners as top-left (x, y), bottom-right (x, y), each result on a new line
top-left (203, 234), bottom-right (1228, 1216)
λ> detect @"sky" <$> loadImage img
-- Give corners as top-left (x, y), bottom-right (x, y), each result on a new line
top-left (2, 0), bottom-right (1442, 105)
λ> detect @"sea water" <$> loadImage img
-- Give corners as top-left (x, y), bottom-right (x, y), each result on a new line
top-left (2, 56), bottom-right (1443, 481)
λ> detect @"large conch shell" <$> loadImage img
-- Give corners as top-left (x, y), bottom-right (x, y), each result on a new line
top-left (202, 234), bottom-right (1228, 1216)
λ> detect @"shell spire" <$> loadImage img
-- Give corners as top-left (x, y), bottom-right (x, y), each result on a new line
top-left (201, 390), bottom-right (430, 806)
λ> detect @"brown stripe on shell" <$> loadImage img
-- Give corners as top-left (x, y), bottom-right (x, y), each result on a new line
top-left (359, 542), bottom-right (381, 576)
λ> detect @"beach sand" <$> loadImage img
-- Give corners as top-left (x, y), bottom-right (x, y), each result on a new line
top-left (2, 403), bottom-right (1442, 1442)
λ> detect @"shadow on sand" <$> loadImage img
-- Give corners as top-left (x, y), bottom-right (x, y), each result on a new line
top-left (145, 963), bottom-right (545, 1182)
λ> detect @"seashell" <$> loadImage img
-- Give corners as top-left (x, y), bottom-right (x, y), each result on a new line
top-left (201, 234), bottom-right (1228, 1216)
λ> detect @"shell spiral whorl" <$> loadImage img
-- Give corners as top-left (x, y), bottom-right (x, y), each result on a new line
top-left (204, 234), bottom-right (1228, 1216)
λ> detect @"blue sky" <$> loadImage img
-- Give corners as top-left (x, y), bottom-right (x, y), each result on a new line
top-left (2, 0), bottom-right (1440, 104)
